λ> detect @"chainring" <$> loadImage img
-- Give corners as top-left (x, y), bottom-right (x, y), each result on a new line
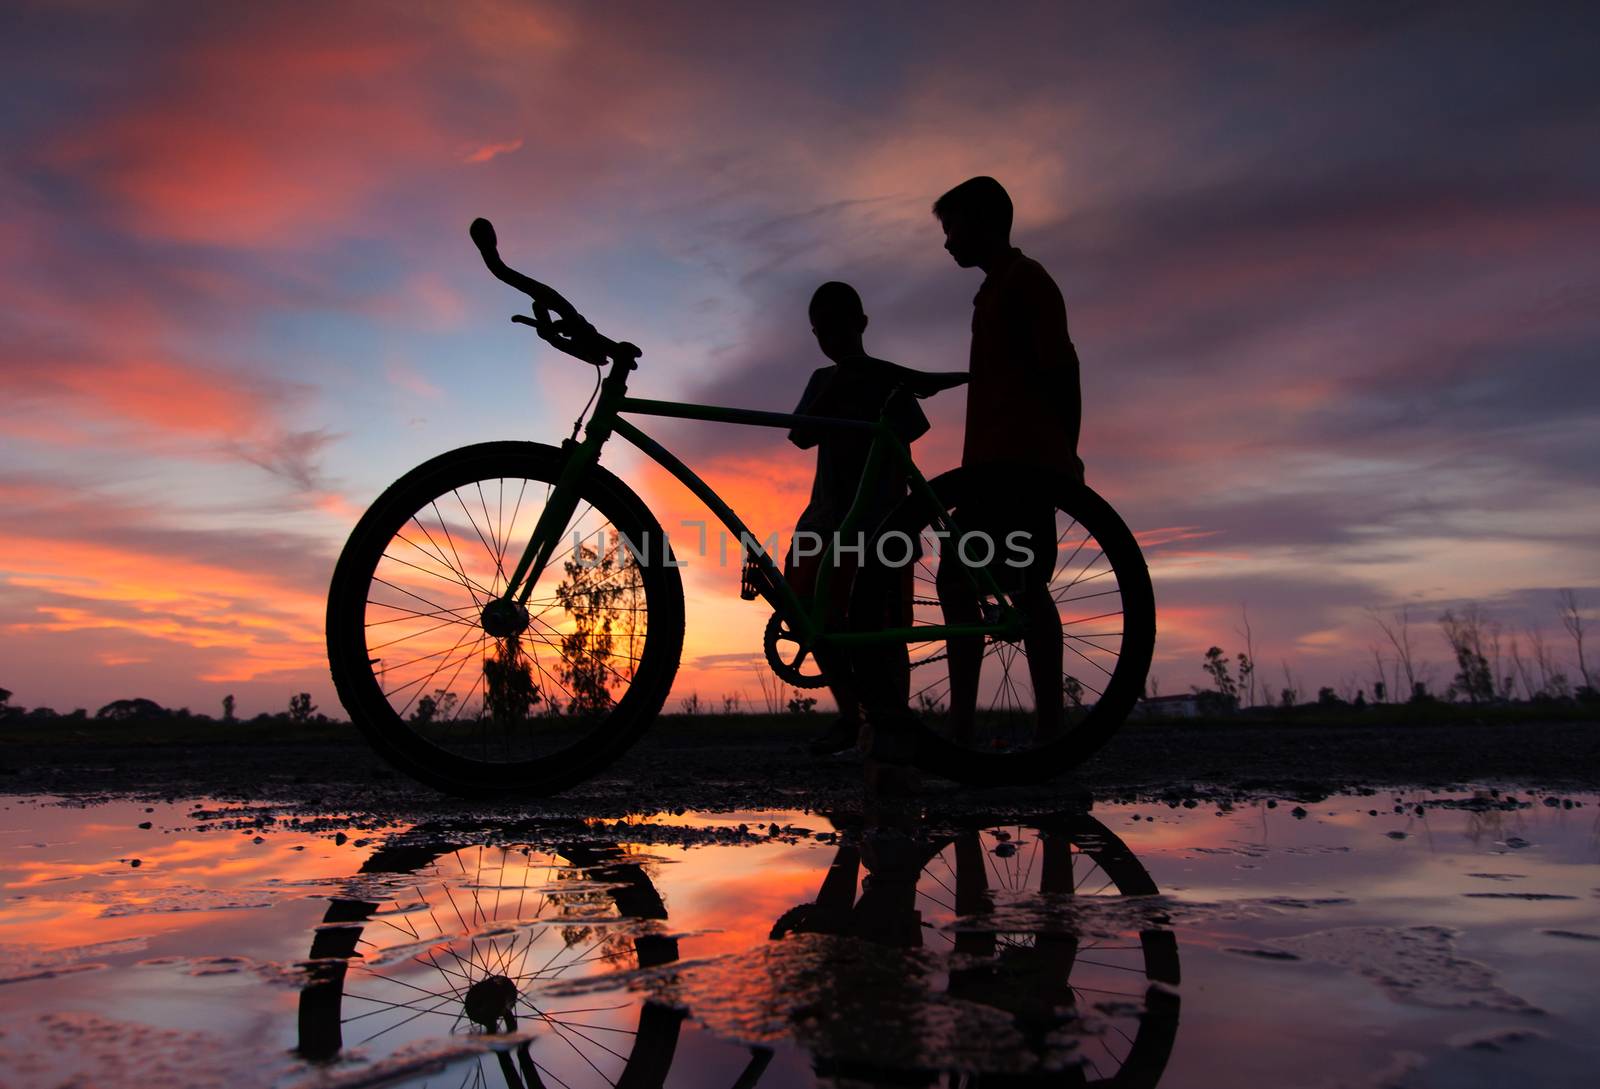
top-left (763, 612), bottom-right (830, 689)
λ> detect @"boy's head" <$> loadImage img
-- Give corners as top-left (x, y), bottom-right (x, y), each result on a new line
top-left (932, 175), bottom-right (1012, 268)
top-left (809, 281), bottom-right (868, 362)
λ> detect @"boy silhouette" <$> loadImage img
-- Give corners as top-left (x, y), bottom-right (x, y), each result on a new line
top-left (931, 175), bottom-right (1082, 749)
top-left (787, 281), bottom-right (929, 755)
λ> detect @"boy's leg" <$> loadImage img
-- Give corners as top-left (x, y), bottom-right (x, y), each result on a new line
top-left (937, 551), bottom-right (983, 744)
top-left (807, 553), bottom-right (876, 756)
top-left (847, 547), bottom-right (919, 764)
top-left (1023, 580), bottom-right (1064, 742)
top-left (1017, 500), bottom-right (1063, 743)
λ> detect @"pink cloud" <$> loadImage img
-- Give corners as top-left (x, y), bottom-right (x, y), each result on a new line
top-left (463, 138), bottom-right (524, 164)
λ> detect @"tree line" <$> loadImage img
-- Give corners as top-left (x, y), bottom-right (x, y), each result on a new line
top-left (1170, 590), bottom-right (1595, 712)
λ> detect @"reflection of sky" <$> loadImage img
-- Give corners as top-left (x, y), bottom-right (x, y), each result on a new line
top-left (2, 4), bottom-right (1598, 713)
top-left (2, 792), bottom-right (1597, 1085)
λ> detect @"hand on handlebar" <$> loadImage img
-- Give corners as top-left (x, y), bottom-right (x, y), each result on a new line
top-left (511, 309), bottom-right (606, 358)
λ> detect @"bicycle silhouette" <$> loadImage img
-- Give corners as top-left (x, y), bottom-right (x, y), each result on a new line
top-left (295, 811), bottom-right (1180, 1086)
top-left (326, 220), bottom-right (1154, 795)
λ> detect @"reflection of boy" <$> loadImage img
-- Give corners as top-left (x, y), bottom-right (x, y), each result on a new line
top-left (787, 281), bottom-right (928, 754)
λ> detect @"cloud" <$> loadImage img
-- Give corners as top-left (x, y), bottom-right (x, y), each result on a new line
top-left (3, 0), bottom-right (1596, 711)
top-left (463, 138), bottom-right (524, 164)
top-left (0, 476), bottom-right (339, 708)
top-left (0, 351), bottom-right (336, 490)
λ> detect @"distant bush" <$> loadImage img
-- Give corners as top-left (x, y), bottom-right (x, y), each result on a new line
top-left (95, 698), bottom-right (167, 721)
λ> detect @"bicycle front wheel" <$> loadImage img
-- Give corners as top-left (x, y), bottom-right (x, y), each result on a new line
top-left (851, 468), bottom-right (1154, 785)
top-left (326, 441), bottom-right (684, 796)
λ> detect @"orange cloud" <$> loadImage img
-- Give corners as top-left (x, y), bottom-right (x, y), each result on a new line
top-left (0, 531), bottom-right (328, 685)
top-left (463, 138), bottom-right (524, 164)
top-left (0, 348), bottom-right (332, 489)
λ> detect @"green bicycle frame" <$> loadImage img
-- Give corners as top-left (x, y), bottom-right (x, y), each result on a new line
top-left (497, 358), bottom-right (1025, 659)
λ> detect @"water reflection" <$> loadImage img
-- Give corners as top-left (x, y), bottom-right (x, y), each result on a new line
top-left (297, 840), bottom-right (686, 1084)
top-left (293, 809), bottom-right (1181, 1086)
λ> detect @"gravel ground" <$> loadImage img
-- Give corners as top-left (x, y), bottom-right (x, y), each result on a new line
top-left (4, 715), bottom-right (1596, 824)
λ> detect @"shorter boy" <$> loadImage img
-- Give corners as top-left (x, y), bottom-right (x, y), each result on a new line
top-left (786, 281), bottom-right (929, 755)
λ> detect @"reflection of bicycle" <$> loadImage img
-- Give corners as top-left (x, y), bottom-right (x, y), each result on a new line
top-left (296, 841), bottom-right (693, 1087)
top-left (297, 813), bottom-right (1178, 1086)
top-left (326, 219), bottom-right (1155, 795)
top-left (770, 811), bottom-right (1181, 1085)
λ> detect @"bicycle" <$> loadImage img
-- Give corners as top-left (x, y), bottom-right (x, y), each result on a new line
top-left (325, 218), bottom-right (1155, 796)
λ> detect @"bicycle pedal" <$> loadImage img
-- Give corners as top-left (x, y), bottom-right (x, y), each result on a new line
top-left (739, 558), bottom-right (763, 601)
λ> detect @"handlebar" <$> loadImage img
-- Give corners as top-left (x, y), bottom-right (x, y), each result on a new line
top-left (469, 218), bottom-right (640, 368)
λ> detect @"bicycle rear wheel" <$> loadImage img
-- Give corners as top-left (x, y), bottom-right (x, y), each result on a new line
top-left (851, 468), bottom-right (1154, 785)
top-left (326, 441), bottom-right (684, 796)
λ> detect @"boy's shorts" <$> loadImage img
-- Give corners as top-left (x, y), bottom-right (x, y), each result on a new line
top-left (942, 480), bottom-right (1058, 596)
top-left (786, 546), bottom-right (914, 626)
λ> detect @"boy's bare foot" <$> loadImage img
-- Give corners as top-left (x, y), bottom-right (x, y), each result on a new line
top-left (860, 711), bottom-right (920, 765)
top-left (806, 716), bottom-right (862, 757)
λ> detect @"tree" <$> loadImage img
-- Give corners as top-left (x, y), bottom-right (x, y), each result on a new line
top-left (288, 693), bottom-right (317, 722)
top-left (1202, 646), bottom-right (1237, 701)
top-left (222, 694), bottom-right (236, 723)
top-left (1508, 633), bottom-right (1534, 701)
top-left (1064, 675), bottom-right (1085, 710)
top-left (1370, 606), bottom-right (1421, 700)
top-left (95, 698), bottom-right (166, 720)
top-left (1280, 661), bottom-right (1300, 709)
top-left (786, 694), bottom-right (818, 714)
top-left (554, 537), bottom-right (642, 718)
top-left (1234, 606), bottom-right (1258, 707)
top-left (483, 638), bottom-right (541, 722)
top-left (1559, 589), bottom-right (1591, 691)
top-left (1368, 646), bottom-right (1388, 703)
top-left (411, 689), bottom-right (457, 724)
top-left (1438, 606), bottom-right (1493, 704)
top-left (1484, 620), bottom-right (1514, 700)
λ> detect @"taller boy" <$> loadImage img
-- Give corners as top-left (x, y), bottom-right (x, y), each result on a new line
top-left (933, 175), bottom-right (1082, 743)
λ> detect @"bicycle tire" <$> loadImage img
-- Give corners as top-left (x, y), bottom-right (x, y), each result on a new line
top-left (850, 468), bottom-right (1154, 785)
top-left (326, 441), bottom-right (684, 796)
top-left (297, 841), bottom-right (685, 1080)
top-left (777, 811), bottom-right (1179, 1085)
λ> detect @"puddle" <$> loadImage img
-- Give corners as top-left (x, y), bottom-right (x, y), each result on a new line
top-left (0, 790), bottom-right (1596, 1087)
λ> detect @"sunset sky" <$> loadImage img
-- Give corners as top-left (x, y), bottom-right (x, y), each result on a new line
top-left (2, 1), bottom-right (1596, 717)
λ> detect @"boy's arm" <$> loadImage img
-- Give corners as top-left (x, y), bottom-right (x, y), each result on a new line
top-left (787, 369), bottom-right (830, 450)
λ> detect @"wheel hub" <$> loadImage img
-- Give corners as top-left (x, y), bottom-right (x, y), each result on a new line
top-left (481, 598), bottom-right (530, 639)
top-left (463, 975), bottom-right (518, 1030)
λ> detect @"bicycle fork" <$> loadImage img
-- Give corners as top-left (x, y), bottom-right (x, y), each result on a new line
top-left (480, 436), bottom-right (605, 639)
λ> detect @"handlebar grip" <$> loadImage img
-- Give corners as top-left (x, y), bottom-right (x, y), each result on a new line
top-left (469, 217), bottom-right (498, 255)
top-left (470, 217), bottom-right (639, 367)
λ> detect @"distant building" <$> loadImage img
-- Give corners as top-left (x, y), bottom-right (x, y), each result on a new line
top-left (1132, 693), bottom-right (1201, 719)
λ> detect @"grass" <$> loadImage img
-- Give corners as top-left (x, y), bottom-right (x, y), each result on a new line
top-left (4, 698), bottom-right (1593, 752)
